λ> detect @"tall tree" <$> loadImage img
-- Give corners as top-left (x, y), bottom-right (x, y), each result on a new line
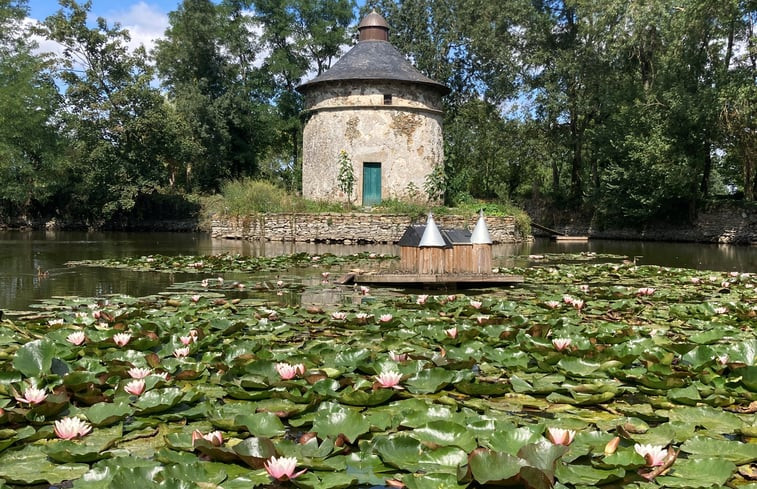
top-left (40, 0), bottom-right (174, 223)
top-left (154, 0), bottom-right (277, 192)
top-left (251, 0), bottom-right (355, 191)
top-left (0, 0), bottom-right (64, 218)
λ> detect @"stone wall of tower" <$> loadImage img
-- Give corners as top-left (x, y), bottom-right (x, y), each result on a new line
top-left (301, 80), bottom-right (444, 205)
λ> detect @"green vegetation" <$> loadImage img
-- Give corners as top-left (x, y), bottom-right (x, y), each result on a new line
top-left (2, 253), bottom-right (757, 487)
top-left (0, 0), bottom-right (754, 227)
top-left (203, 179), bottom-right (532, 237)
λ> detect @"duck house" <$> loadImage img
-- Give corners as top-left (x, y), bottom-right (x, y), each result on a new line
top-left (398, 212), bottom-right (492, 275)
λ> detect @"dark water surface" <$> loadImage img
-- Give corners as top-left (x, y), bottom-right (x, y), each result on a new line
top-left (1, 230), bottom-right (755, 311)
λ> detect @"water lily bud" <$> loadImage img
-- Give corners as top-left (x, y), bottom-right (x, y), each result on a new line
top-left (604, 436), bottom-right (620, 455)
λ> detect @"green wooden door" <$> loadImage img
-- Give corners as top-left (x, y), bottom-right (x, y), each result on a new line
top-left (362, 162), bottom-right (382, 206)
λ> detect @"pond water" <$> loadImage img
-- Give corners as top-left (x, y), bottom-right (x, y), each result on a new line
top-left (1, 230), bottom-right (756, 312)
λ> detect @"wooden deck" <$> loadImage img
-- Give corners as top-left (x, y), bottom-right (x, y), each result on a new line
top-left (554, 236), bottom-right (590, 242)
top-left (337, 272), bottom-right (524, 287)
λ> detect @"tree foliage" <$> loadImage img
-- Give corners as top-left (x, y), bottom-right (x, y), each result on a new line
top-left (0, 0), bottom-right (754, 226)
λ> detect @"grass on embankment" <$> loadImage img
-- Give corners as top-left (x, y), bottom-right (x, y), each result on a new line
top-left (202, 179), bottom-right (531, 236)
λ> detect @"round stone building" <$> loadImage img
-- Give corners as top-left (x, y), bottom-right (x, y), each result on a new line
top-left (297, 11), bottom-right (449, 206)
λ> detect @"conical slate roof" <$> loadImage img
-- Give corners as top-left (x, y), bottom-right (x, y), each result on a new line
top-left (296, 12), bottom-right (449, 95)
top-left (419, 213), bottom-right (446, 247)
top-left (471, 211), bottom-right (492, 244)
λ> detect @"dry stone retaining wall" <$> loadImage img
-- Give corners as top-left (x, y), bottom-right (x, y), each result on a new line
top-left (210, 213), bottom-right (523, 244)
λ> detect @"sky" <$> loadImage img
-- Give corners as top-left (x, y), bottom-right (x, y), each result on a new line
top-left (26, 0), bottom-right (367, 56)
top-left (27, 1), bottom-right (177, 53)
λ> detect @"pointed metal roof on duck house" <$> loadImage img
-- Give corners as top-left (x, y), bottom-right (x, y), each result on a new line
top-left (471, 211), bottom-right (493, 273)
top-left (398, 212), bottom-right (493, 275)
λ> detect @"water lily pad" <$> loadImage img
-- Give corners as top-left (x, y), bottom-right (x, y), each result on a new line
top-left (468, 449), bottom-right (526, 484)
top-left (680, 436), bottom-right (757, 464)
top-left (312, 402), bottom-right (370, 443)
top-left (13, 339), bottom-right (56, 377)
top-left (554, 463), bottom-right (624, 486)
top-left (0, 444), bottom-right (89, 484)
top-left (412, 420), bottom-right (477, 452)
top-left (655, 457), bottom-right (736, 488)
top-left (235, 412), bottom-right (287, 438)
top-left (45, 424), bottom-right (123, 463)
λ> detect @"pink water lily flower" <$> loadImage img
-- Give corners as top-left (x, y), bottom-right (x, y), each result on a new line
top-left (445, 327), bottom-right (458, 339)
top-left (190, 295), bottom-right (201, 303)
top-left (376, 371), bottom-right (403, 389)
top-left (552, 338), bottom-right (572, 351)
top-left (476, 315), bottom-right (489, 324)
top-left (192, 429), bottom-right (224, 447)
top-left (264, 456), bottom-right (306, 481)
top-left (416, 294), bottom-right (429, 305)
top-left (545, 300), bottom-right (560, 309)
top-left (579, 284), bottom-right (590, 292)
top-left (66, 331), bottom-right (86, 346)
top-left (355, 312), bottom-right (369, 323)
top-left (15, 386), bottom-right (48, 405)
top-left (124, 379), bottom-right (145, 396)
top-left (173, 346), bottom-right (191, 358)
top-left (112, 332), bottom-right (131, 347)
top-left (716, 354), bottom-right (729, 365)
top-left (637, 287), bottom-right (655, 296)
top-left (275, 362), bottom-right (305, 380)
top-left (359, 286), bottom-right (370, 295)
top-left (379, 314), bottom-right (393, 323)
top-left (321, 271), bottom-right (330, 279)
top-left (469, 300), bottom-right (482, 309)
top-left (128, 367), bottom-right (152, 379)
top-left (180, 335), bottom-right (193, 345)
top-left (331, 311), bottom-right (347, 320)
top-left (389, 351), bottom-right (408, 362)
top-left (54, 416), bottom-right (92, 440)
top-left (634, 443), bottom-right (668, 466)
top-left (546, 427), bottom-right (575, 445)
top-left (713, 306), bottom-right (728, 314)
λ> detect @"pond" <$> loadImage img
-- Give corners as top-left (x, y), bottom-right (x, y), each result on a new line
top-left (1, 230), bottom-right (756, 312)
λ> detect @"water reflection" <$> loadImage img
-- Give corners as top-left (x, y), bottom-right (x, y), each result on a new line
top-left (1, 230), bottom-right (756, 312)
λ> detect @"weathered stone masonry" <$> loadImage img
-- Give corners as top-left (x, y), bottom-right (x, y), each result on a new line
top-left (210, 213), bottom-right (523, 244)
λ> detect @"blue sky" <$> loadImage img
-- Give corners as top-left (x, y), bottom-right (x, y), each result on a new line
top-left (27, 0), bottom-right (366, 55)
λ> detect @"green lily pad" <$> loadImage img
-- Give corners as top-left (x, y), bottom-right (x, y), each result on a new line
top-left (655, 457), bottom-right (736, 488)
top-left (13, 339), bottom-right (56, 377)
top-left (680, 436), bottom-right (757, 464)
top-left (412, 420), bottom-right (477, 452)
top-left (45, 424), bottom-right (123, 463)
top-left (468, 449), bottom-right (526, 484)
top-left (235, 412), bottom-right (286, 438)
top-left (0, 444), bottom-right (89, 484)
top-left (312, 402), bottom-right (371, 443)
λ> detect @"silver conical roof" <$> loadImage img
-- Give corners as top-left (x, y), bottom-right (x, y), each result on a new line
top-left (419, 213), bottom-right (446, 247)
top-left (471, 210), bottom-right (492, 244)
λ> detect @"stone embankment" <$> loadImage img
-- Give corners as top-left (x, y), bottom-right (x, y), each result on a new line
top-left (210, 213), bottom-right (523, 244)
top-left (529, 203), bottom-right (757, 244)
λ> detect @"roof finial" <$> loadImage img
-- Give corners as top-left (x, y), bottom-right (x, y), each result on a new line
top-left (358, 10), bottom-right (390, 42)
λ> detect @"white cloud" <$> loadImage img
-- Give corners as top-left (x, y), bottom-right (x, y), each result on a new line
top-left (108, 1), bottom-right (169, 53)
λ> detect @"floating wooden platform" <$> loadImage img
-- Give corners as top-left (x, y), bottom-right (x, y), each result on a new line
top-left (554, 236), bottom-right (589, 242)
top-left (337, 273), bottom-right (524, 287)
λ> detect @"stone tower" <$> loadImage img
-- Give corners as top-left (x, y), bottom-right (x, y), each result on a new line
top-left (296, 11), bottom-right (449, 206)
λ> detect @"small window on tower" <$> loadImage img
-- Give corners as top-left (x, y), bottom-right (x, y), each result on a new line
top-left (383, 94), bottom-right (392, 105)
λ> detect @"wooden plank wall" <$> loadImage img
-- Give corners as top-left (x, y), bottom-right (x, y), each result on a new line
top-left (473, 244), bottom-right (492, 274)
